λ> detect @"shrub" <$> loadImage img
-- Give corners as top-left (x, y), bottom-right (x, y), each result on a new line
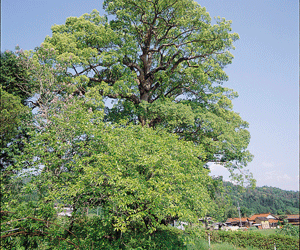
top-left (276, 224), bottom-right (299, 238)
top-left (206, 230), bottom-right (299, 250)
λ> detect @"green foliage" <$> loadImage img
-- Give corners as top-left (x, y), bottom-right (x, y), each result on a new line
top-left (36, 0), bottom-right (253, 184)
top-left (0, 86), bottom-right (30, 146)
top-left (203, 177), bottom-right (233, 222)
top-left (1, 1), bottom-right (257, 248)
top-left (209, 242), bottom-right (239, 250)
top-left (22, 94), bottom-right (212, 231)
top-left (0, 51), bottom-right (32, 159)
top-left (276, 224), bottom-right (299, 238)
top-left (255, 229), bottom-right (277, 236)
top-left (0, 52), bottom-right (33, 209)
top-left (115, 225), bottom-right (188, 249)
top-left (208, 230), bottom-right (299, 250)
top-left (1, 87), bottom-right (216, 248)
top-left (223, 182), bottom-right (299, 216)
top-left (0, 50), bottom-right (33, 104)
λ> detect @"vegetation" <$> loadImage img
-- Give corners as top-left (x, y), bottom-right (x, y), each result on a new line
top-left (0, 50), bottom-right (33, 104)
top-left (276, 224), bottom-right (299, 238)
top-left (35, 0), bottom-right (253, 183)
top-left (0, 51), bottom-right (33, 209)
top-left (0, 0), bottom-right (260, 249)
top-left (206, 230), bottom-right (299, 250)
top-left (222, 182), bottom-right (299, 217)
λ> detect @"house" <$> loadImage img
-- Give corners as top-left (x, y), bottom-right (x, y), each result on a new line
top-left (248, 213), bottom-right (277, 222)
top-left (225, 217), bottom-right (248, 227)
top-left (247, 213), bottom-right (279, 229)
top-left (208, 222), bottom-right (227, 230)
top-left (247, 213), bottom-right (278, 228)
top-left (254, 217), bottom-right (270, 229)
top-left (285, 214), bottom-right (300, 225)
top-left (225, 213), bottom-right (280, 229)
top-left (57, 207), bottom-right (73, 217)
top-left (268, 218), bottom-right (279, 228)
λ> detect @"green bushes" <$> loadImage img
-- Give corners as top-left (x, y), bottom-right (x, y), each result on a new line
top-left (276, 224), bottom-right (299, 238)
top-left (59, 217), bottom-right (188, 250)
top-left (2, 214), bottom-right (299, 250)
top-left (207, 230), bottom-right (299, 250)
top-left (2, 210), bottom-right (298, 250)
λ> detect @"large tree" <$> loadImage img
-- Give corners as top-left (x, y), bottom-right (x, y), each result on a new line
top-left (37, 0), bottom-right (253, 181)
top-left (1, 1), bottom-right (255, 248)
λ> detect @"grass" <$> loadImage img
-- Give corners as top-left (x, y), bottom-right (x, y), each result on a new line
top-left (186, 239), bottom-right (260, 250)
top-left (253, 228), bottom-right (277, 236)
top-left (210, 242), bottom-right (260, 250)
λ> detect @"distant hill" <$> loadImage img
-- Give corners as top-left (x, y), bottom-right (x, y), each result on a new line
top-left (223, 182), bottom-right (299, 217)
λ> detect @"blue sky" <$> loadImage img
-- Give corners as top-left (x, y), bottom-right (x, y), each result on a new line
top-left (2, 0), bottom-right (299, 191)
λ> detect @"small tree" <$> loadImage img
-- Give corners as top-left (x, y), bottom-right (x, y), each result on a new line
top-left (1, 89), bottom-right (216, 248)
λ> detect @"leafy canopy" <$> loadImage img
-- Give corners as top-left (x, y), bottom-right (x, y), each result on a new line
top-left (21, 91), bottom-right (213, 232)
top-left (1, 1), bottom-right (255, 248)
top-left (1, 88), bottom-right (216, 247)
top-left (37, 0), bottom-right (253, 182)
top-left (0, 51), bottom-right (32, 197)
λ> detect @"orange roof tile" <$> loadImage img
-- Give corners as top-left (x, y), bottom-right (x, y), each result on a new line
top-left (226, 217), bottom-right (248, 223)
top-left (268, 219), bottom-right (278, 223)
top-left (248, 213), bottom-right (271, 221)
top-left (226, 218), bottom-right (235, 223)
top-left (286, 214), bottom-right (299, 219)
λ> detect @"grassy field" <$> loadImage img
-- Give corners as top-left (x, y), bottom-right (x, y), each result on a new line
top-left (210, 242), bottom-right (260, 250)
top-left (187, 239), bottom-right (260, 250)
top-left (253, 228), bottom-right (277, 236)
top-left (201, 228), bottom-right (299, 250)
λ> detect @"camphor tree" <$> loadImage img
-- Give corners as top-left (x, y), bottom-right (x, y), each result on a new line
top-left (1, 0), bottom-right (254, 248)
top-left (39, 0), bottom-right (253, 181)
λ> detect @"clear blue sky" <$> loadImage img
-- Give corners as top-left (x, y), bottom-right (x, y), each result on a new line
top-left (2, 0), bottom-right (299, 191)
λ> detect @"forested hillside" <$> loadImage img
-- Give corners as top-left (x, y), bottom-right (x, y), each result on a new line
top-left (223, 182), bottom-right (299, 217)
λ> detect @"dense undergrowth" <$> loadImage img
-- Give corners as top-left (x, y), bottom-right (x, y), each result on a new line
top-left (1, 214), bottom-right (299, 250)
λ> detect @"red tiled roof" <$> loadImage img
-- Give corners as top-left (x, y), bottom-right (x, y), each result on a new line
top-left (248, 213), bottom-right (271, 221)
top-left (255, 217), bottom-right (268, 221)
top-left (226, 218), bottom-right (235, 223)
top-left (269, 219), bottom-right (279, 223)
top-left (226, 217), bottom-right (248, 223)
top-left (286, 214), bottom-right (299, 219)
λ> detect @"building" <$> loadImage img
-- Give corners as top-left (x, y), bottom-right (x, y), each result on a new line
top-left (268, 218), bottom-right (279, 228)
top-left (254, 217), bottom-right (270, 229)
top-left (247, 213), bottom-right (278, 228)
top-left (225, 217), bottom-right (248, 227)
top-left (225, 212), bottom-right (280, 229)
top-left (285, 214), bottom-right (300, 225)
top-left (248, 213), bottom-right (277, 222)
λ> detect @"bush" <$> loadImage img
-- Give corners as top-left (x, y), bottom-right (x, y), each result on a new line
top-left (207, 230), bottom-right (299, 250)
top-left (71, 217), bottom-right (188, 250)
top-left (276, 224), bottom-right (299, 238)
